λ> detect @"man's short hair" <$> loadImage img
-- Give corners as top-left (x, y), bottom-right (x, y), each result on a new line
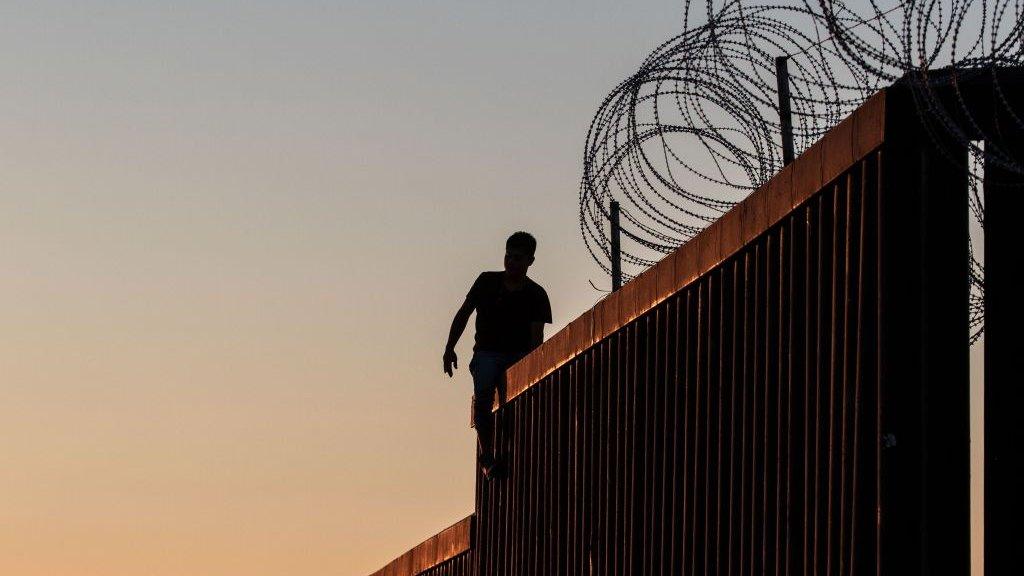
top-left (506, 231), bottom-right (537, 256)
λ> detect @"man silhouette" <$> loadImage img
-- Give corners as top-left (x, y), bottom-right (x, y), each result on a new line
top-left (443, 231), bottom-right (552, 478)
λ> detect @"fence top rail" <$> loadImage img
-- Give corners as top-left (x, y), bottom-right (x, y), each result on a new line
top-left (369, 515), bottom-right (473, 576)
top-left (498, 89), bottom-right (886, 410)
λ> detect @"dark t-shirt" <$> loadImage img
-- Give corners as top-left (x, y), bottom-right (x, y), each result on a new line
top-left (467, 271), bottom-right (552, 353)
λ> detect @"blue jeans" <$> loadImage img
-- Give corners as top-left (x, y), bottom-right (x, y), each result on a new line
top-left (469, 351), bottom-right (523, 459)
top-left (469, 351), bottom-right (521, 396)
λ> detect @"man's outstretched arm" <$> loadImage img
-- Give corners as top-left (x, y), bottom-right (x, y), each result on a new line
top-left (444, 298), bottom-right (474, 376)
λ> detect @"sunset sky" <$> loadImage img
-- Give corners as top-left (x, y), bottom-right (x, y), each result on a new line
top-left (2, 2), bottom-right (684, 575)
top-left (1, 2), bottom-right (984, 575)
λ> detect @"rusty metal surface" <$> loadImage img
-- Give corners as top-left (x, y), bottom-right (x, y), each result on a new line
top-left (369, 516), bottom-right (472, 576)
top-left (411, 552), bottom-right (472, 576)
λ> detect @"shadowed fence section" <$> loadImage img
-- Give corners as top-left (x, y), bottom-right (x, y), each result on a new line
top-left (370, 73), bottom-right (1022, 575)
top-left (474, 92), bottom-right (891, 576)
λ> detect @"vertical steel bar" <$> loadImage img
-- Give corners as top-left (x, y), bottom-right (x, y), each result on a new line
top-left (738, 254), bottom-right (751, 576)
top-left (725, 261), bottom-right (740, 576)
top-left (668, 295), bottom-right (682, 574)
top-left (694, 281), bottom-right (707, 576)
top-left (838, 174), bottom-right (854, 576)
top-left (684, 287), bottom-right (698, 575)
top-left (984, 130), bottom-right (1023, 574)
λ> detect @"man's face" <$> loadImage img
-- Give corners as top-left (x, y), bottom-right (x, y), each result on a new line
top-left (504, 247), bottom-right (534, 277)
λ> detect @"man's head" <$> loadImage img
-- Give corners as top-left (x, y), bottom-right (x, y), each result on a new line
top-left (504, 231), bottom-right (536, 278)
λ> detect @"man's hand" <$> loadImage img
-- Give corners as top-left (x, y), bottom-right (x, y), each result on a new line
top-left (444, 298), bottom-right (473, 378)
top-left (443, 348), bottom-right (458, 377)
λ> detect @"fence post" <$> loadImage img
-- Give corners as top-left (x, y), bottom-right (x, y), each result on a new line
top-left (776, 55), bottom-right (795, 166)
top-left (610, 199), bottom-right (622, 290)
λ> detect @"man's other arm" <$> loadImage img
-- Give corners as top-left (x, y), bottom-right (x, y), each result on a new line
top-left (529, 321), bottom-right (544, 351)
top-left (443, 298), bottom-right (474, 377)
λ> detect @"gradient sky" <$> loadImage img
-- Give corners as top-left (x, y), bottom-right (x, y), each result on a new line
top-left (1, 2), bottom-right (985, 575)
top-left (2, 2), bottom-right (685, 575)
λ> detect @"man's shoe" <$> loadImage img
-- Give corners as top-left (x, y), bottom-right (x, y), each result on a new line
top-left (483, 455), bottom-right (507, 480)
top-left (479, 453), bottom-right (495, 477)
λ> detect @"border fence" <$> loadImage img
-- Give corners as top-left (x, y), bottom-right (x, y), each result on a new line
top-left (371, 72), bottom-right (1022, 576)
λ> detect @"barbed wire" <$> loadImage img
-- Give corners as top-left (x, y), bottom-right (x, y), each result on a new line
top-left (580, 0), bottom-right (1024, 345)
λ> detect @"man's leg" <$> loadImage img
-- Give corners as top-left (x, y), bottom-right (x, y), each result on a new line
top-left (485, 353), bottom-right (522, 477)
top-left (491, 366), bottom-right (507, 462)
top-left (493, 352), bottom-right (523, 452)
top-left (470, 353), bottom-right (500, 469)
top-left (473, 389), bottom-right (495, 465)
